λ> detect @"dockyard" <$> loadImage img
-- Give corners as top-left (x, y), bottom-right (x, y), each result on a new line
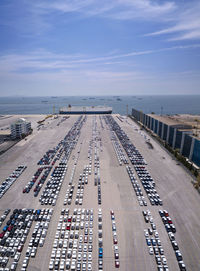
top-left (0, 114), bottom-right (200, 271)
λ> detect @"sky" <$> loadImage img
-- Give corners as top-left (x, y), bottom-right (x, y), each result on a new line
top-left (0, 0), bottom-right (200, 96)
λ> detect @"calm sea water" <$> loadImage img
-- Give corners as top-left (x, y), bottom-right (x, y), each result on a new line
top-left (0, 95), bottom-right (200, 115)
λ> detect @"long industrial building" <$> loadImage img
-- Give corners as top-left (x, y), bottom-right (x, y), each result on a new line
top-left (132, 108), bottom-right (200, 167)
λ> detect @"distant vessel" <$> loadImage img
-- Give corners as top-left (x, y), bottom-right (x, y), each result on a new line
top-left (51, 96), bottom-right (57, 98)
top-left (41, 100), bottom-right (48, 103)
top-left (59, 105), bottom-right (112, 115)
top-left (116, 98), bottom-right (122, 101)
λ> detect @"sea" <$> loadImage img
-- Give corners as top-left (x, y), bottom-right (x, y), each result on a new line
top-left (0, 95), bottom-right (200, 116)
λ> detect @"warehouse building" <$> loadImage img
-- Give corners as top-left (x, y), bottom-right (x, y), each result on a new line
top-left (10, 118), bottom-right (31, 139)
top-left (132, 109), bottom-right (200, 167)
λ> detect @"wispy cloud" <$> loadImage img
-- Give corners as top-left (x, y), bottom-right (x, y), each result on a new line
top-left (36, 0), bottom-right (176, 19)
top-left (146, 2), bottom-right (200, 41)
top-left (2, 0), bottom-right (199, 41)
top-left (37, 0), bottom-right (199, 41)
top-left (1, 44), bottom-right (200, 73)
top-left (5, 0), bottom-right (176, 36)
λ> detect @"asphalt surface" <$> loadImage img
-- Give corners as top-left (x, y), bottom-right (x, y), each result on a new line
top-left (0, 114), bottom-right (199, 271)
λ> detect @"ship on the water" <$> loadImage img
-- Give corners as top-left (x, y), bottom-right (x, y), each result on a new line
top-left (59, 105), bottom-right (112, 115)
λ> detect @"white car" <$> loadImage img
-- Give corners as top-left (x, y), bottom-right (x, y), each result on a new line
top-left (59, 260), bottom-right (65, 270)
top-left (154, 231), bottom-right (159, 238)
top-left (49, 260), bottom-right (54, 270)
top-left (161, 256), bottom-right (167, 265)
top-left (88, 262), bottom-right (92, 270)
top-left (70, 260), bottom-right (76, 270)
top-left (31, 247), bottom-right (37, 257)
top-left (149, 247), bottom-right (154, 255)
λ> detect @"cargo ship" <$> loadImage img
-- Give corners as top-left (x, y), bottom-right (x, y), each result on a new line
top-left (59, 105), bottom-right (112, 115)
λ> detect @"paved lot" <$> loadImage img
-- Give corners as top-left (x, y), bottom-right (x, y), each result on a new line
top-left (0, 114), bottom-right (199, 270)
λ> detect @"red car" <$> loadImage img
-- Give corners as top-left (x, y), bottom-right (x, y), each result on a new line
top-left (167, 217), bottom-right (172, 224)
top-left (17, 245), bottom-right (23, 252)
top-left (66, 223), bottom-right (71, 230)
top-left (8, 226), bottom-right (13, 232)
top-left (164, 210), bottom-right (169, 217)
top-left (0, 232), bottom-right (5, 238)
top-left (110, 210), bottom-right (114, 215)
top-left (113, 238), bottom-right (118, 244)
top-left (114, 253), bottom-right (119, 259)
top-left (115, 260), bottom-right (120, 268)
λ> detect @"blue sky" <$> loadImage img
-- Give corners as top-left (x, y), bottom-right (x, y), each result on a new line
top-left (0, 0), bottom-right (200, 96)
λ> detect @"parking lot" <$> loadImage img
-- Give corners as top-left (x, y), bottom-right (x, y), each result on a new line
top-left (0, 114), bottom-right (200, 270)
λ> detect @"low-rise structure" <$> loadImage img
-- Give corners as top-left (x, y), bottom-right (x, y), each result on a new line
top-left (10, 118), bottom-right (31, 139)
top-left (0, 130), bottom-right (11, 142)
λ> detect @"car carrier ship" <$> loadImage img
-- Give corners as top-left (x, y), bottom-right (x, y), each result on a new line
top-left (59, 105), bottom-right (112, 115)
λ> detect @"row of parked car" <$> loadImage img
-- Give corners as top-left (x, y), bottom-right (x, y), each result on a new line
top-left (159, 210), bottom-right (186, 270)
top-left (64, 185), bottom-right (75, 206)
top-left (39, 115), bottom-right (86, 167)
top-left (35, 116), bottom-right (86, 206)
top-left (22, 166), bottom-right (52, 194)
top-left (159, 210), bottom-right (176, 233)
top-left (104, 116), bottom-right (146, 165)
top-left (97, 208), bottom-right (103, 270)
top-left (66, 149), bottom-right (81, 206)
top-left (142, 210), bottom-right (169, 271)
top-left (134, 166), bottom-right (163, 206)
top-left (110, 210), bottom-right (120, 268)
top-left (91, 121), bottom-right (102, 206)
top-left (99, 116), bottom-right (104, 130)
top-left (75, 166), bottom-right (91, 206)
top-left (37, 145), bottom-right (62, 165)
top-left (0, 209), bottom-right (10, 228)
top-left (20, 209), bottom-right (53, 270)
top-left (0, 165), bottom-right (27, 199)
top-left (49, 208), bottom-right (94, 271)
top-left (126, 166), bottom-right (147, 206)
top-left (39, 164), bottom-right (67, 206)
top-left (0, 208), bottom-right (53, 271)
top-left (110, 130), bottom-right (128, 166)
top-left (62, 120), bottom-right (87, 207)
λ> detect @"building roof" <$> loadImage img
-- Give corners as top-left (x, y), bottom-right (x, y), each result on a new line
top-left (12, 118), bottom-right (30, 125)
top-left (148, 114), bottom-right (192, 129)
top-left (0, 130), bottom-right (11, 136)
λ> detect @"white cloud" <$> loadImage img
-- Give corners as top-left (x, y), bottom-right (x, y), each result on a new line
top-left (1, 1), bottom-right (199, 41)
top-left (0, 44), bottom-right (200, 96)
top-left (30, 0), bottom-right (200, 41)
top-left (33, 0), bottom-right (176, 20)
top-left (0, 44), bottom-right (200, 73)
top-left (146, 2), bottom-right (200, 41)
top-left (0, 44), bottom-right (199, 74)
